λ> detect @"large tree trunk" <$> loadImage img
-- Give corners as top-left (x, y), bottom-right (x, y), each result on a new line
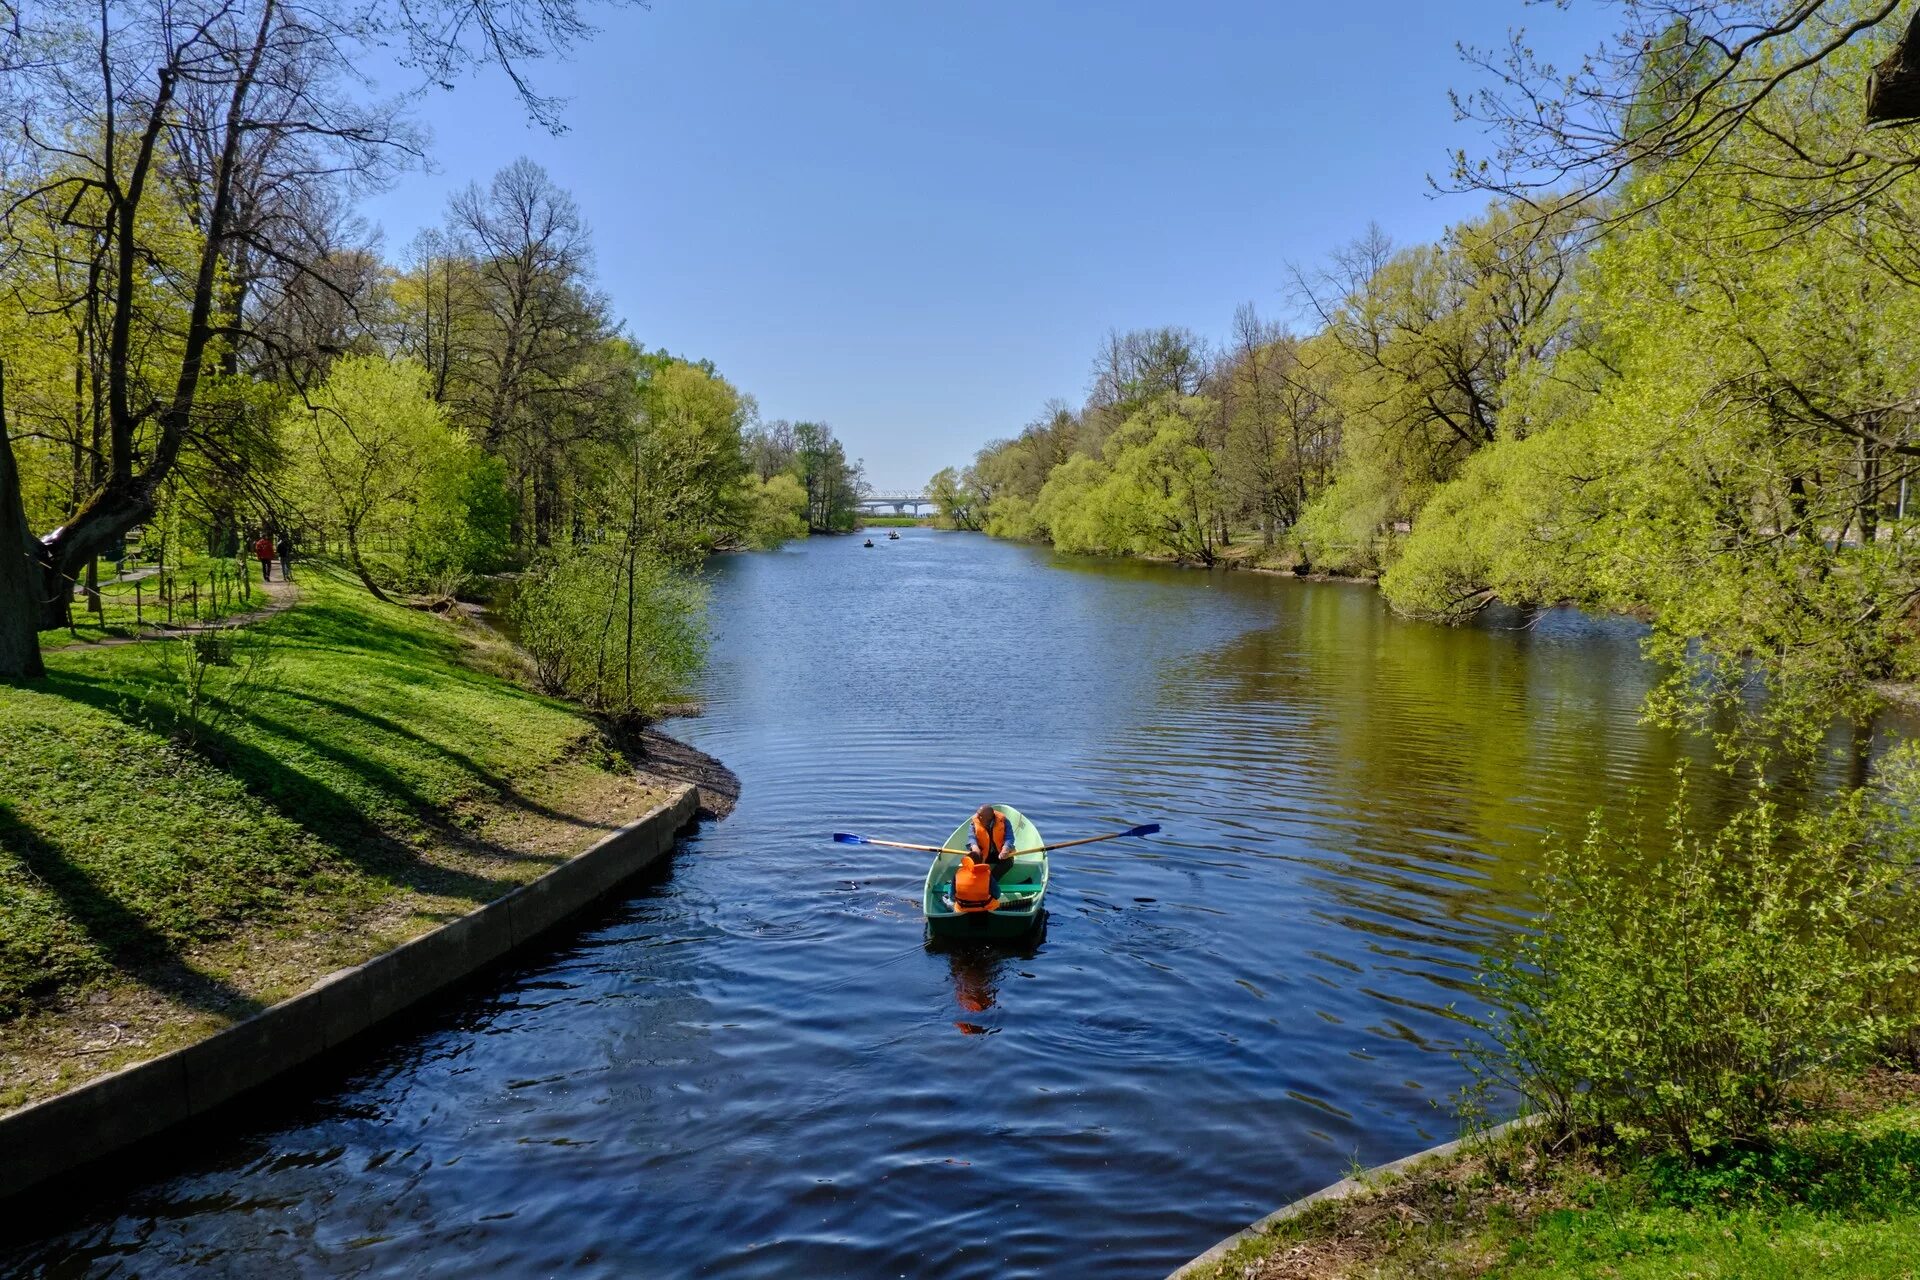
top-left (0, 365), bottom-right (48, 680)
top-left (24, 5), bottom-right (273, 635)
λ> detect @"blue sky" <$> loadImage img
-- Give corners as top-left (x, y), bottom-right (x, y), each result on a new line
top-left (360, 1), bottom-right (1617, 491)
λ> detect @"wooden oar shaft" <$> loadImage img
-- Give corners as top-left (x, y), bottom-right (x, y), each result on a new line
top-left (850, 836), bottom-right (957, 855)
top-left (844, 825), bottom-right (1157, 858)
top-left (1025, 829), bottom-right (1147, 854)
top-left (941, 830), bottom-right (1148, 858)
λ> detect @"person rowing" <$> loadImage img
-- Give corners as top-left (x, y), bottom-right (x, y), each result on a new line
top-left (954, 803), bottom-right (1017, 911)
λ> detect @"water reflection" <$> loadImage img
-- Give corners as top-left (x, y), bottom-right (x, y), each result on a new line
top-left (931, 924), bottom-right (1047, 1035)
top-left (5, 530), bottom-right (1906, 1280)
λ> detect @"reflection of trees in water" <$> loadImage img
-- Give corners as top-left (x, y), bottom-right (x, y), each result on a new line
top-left (1140, 589), bottom-right (1882, 901)
top-left (1081, 583), bottom-right (1906, 1024)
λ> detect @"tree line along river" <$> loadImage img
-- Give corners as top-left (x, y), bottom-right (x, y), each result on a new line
top-left (2, 527), bottom-right (1893, 1279)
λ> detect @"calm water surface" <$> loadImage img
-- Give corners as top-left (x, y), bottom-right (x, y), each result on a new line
top-left (2, 530), bottom-right (1869, 1277)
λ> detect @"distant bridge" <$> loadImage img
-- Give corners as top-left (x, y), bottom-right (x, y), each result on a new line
top-left (855, 491), bottom-right (937, 516)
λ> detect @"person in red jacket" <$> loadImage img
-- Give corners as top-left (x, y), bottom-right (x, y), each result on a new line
top-left (253, 532), bottom-right (276, 583)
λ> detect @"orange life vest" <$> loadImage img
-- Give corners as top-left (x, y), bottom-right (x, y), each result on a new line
top-left (954, 857), bottom-right (996, 912)
top-left (971, 811), bottom-right (1010, 859)
top-left (954, 811), bottom-right (1011, 913)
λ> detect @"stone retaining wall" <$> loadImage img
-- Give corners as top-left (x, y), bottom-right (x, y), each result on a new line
top-left (0, 782), bottom-right (699, 1201)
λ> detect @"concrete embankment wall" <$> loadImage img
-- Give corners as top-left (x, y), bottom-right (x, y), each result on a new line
top-left (1164, 1116), bottom-right (1532, 1279)
top-left (0, 783), bottom-right (699, 1202)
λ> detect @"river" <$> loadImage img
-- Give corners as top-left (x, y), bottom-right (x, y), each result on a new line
top-left (0, 529), bottom-right (1877, 1277)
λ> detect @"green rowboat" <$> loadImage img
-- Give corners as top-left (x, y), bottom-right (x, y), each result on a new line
top-left (922, 804), bottom-right (1047, 939)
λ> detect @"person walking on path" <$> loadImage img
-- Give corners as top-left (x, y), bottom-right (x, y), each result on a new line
top-left (276, 532), bottom-right (294, 582)
top-left (253, 533), bottom-right (275, 583)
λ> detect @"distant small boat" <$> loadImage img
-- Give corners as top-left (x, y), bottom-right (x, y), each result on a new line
top-left (887, 531), bottom-right (900, 540)
top-left (923, 805), bottom-right (1047, 939)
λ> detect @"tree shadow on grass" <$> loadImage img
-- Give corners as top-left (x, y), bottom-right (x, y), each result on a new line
top-left (0, 800), bottom-right (266, 1022)
top-left (268, 688), bottom-right (625, 832)
top-left (39, 670), bottom-right (546, 910)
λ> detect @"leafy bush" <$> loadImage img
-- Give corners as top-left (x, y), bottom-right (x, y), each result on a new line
top-left (147, 632), bottom-right (278, 750)
top-left (507, 542), bottom-right (706, 722)
top-left (746, 473), bottom-right (809, 547)
top-left (1641, 1123), bottom-right (1920, 1214)
top-left (1474, 768), bottom-right (1920, 1159)
top-left (409, 449), bottom-right (514, 585)
top-left (1293, 470), bottom-right (1394, 575)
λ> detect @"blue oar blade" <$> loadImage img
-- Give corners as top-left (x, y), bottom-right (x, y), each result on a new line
top-left (832, 832), bottom-right (868, 845)
top-left (1125, 823), bottom-right (1162, 838)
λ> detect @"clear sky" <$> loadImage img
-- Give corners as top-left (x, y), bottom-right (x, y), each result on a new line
top-left (358, 1), bottom-right (1617, 492)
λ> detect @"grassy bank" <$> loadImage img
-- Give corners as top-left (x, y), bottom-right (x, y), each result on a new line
top-left (0, 567), bottom-right (687, 1109)
top-left (1188, 1073), bottom-right (1920, 1280)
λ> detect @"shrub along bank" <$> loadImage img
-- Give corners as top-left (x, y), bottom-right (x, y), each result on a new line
top-left (0, 568), bottom-right (687, 1110)
top-left (1185, 775), bottom-right (1920, 1278)
top-left (1191, 1076), bottom-right (1920, 1280)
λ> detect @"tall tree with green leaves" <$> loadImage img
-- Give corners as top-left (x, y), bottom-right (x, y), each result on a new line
top-left (0, 0), bottom-right (637, 677)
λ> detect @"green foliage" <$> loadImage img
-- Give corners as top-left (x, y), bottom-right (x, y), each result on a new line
top-left (1380, 432), bottom-right (1576, 616)
top-left (746, 473), bottom-right (809, 547)
top-left (1294, 470), bottom-right (1394, 575)
top-left (281, 355), bottom-right (467, 587)
top-left (1640, 1122), bottom-right (1920, 1216)
top-left (794, 421), bottom-right (864, 533)
top-left (410, 450), bottom-right (514, 585)
top-left (507, 542), bottom-right (707, 721)
top-left (741, 418), bottom-right (863, 534)
top-left (1024, 397), bottom-right (1227, 563)
top-left (145, 633), bottom-right (278, 751)
top-left (1033, 453), bottom-right (1123, 553)
top-left (614, 357), bottom-right (756, 559)
top-left (925, 465), bottom-right (983, 531)
top-left (1476, 768), bottom-right (1920, 1159)
top-left (983, 491), bottom-right (1041, 541)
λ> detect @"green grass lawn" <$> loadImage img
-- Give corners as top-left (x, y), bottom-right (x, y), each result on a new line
top-left (0, 568), bottom-right (610, 1028)
top-left (1196, 1089), bottom-right (1920, 1279)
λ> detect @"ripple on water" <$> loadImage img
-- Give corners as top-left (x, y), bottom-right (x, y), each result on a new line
top-left (4, 531), bottom-right (1890, 1280)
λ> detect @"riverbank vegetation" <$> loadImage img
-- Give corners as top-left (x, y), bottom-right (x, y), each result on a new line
top-left (0, 0), bottom-right (875, 681)
top-left (0, 568), bottom-right (696, 1108)
top-left (933, 4), bottom-right (1920, 754)
top-left (1193, 1071), bottom-right (1920, 1279)
top-left (1069, 4), bottom-right (1920, 1270)
top-left (0, 0), bottom-right (797, 1105)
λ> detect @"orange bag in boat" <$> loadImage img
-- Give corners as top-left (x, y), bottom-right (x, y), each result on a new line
top-left (953, 857), bottom-right (997, 912)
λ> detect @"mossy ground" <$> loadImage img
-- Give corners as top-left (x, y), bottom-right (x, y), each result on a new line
top-left (1192, 1073), bottom-right (1920, 1280)
top-left (0, 567), bottom-right (689, 1109)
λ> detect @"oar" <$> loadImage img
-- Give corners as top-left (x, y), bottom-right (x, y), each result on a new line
top-left (831, 823), bottom-right (1161, 858)
top-left (1026, 823), bottom-right (1161, 854)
